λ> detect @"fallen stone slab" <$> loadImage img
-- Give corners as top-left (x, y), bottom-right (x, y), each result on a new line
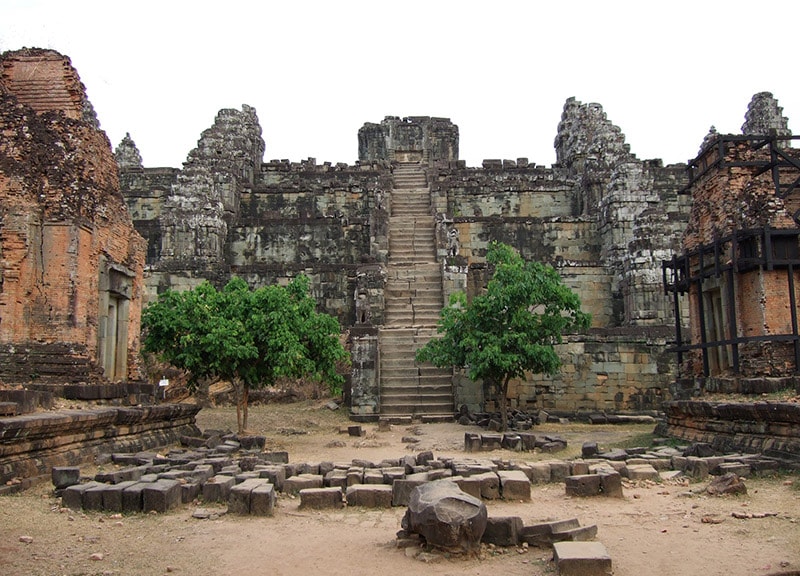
top-left (473, 472), bottom-right (500, 500)
top-left (284, 473), bottom-right (324, 494)
top-left (552, 541), bottom-right (612, 576)
top-left (624, 464), bottom-right (660, 481)
top-left (345, 484), bottom-right (393, 508)
top-left (299, 487), bottom-right (344, 510)
top-left (122, 482), bottom-right (150, 513)
top-left (552, 524), bottom-right (598, 542)
top-left (520, 518), bottom-right (581, 547)
top-left (401, 480), bottom-right (487, 554)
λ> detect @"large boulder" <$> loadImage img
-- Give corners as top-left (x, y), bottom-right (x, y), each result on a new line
top-left (401, 480), bottom-right (487, 554)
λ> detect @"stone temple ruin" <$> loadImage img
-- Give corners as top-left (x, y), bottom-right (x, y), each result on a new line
top-left (119, 97), bottom-right (698, 422)
top-left (1, 48), bottom-right (799, 483)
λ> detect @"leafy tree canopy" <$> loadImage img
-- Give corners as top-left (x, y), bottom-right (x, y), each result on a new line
top-left (142, 275), bottom-right (349, 432)
top-left (416, 242), bottom-right (591, 430)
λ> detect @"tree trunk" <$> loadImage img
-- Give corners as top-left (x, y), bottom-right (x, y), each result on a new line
top-left (232, 377), bottom-right (243, 435)
top-left (242, 384), bottom-right (249, 433)
top-left (499, 376), bottom-right (510, 432)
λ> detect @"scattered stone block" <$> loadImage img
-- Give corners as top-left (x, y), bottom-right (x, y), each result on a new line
top-left (228, 478), bottom-right (265, 514)
top-left (392, 474), bottom-right (430, 506)
top-left (527, 462), bottom-right (551, 484)
top-left (52, 467), bottom-right (80, 490)
top-left (552, 541), bottom-right (612, 576)
top-left (520, 518), bottom-right (581, 546)
top-left (61, 481), bottom-right (102, 511)
top-left (363, 469), bottom-right (385, 484)
top-left (122, 482), bottom-right (149, 513)
top-left (143, 479), bottom-right (182, 513)
top-left (718, 462), bottom-right (750, 477)
top-left (482, 516), bottom-right (523, 546)
top-left (346, 484), bottom-right (393, 508)
top-left (624, 464), bottom-right (660, 482)
top-left (706, 473), bottom-right (747, 496)
top-left (257, 465), bottom-right (286, 491)
top-left (284, 474), bottom-right (324, 494)
top-left (102, 480), bottom-right (140, 512)
top-left (553, 524), bottom-right (598, 542)
top-left (401, 480), bottom-right (487, 554)
top-left (181, 482), bottom-right (201, 504)
top-left (474, 471), bottom-right (500, 500)
top-left (202, 475), bottom-right (236, 502)
top-left (498, 470), bottom-right (530, 501)
top-left (480, 433), bottom-right (503, 450)
top-left (549, 461), bottom-right (570, 482)
top-left (299, 487), bottom-right (344, 510)
top-left (598, 471), bottom-right (623, 498)
top-left (250, 483), bottom-right (276, 516)
top-left (83, 483), bottom-right (110, 511)
top-left (570, 461), bottom-right (590, 476)
top-left (450, 476), bottom-right (482, 499)
top-left (565, 474), bottom-right (602, 497)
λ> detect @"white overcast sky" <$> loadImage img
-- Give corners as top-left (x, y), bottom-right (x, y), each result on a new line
top-left (1, 0), bottom-right (798, 168)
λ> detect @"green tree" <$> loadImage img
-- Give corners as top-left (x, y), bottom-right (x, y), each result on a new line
top-left (416, 242), bottom-right (591, 431)
top-left (142, 275), bottom-right (349, 434)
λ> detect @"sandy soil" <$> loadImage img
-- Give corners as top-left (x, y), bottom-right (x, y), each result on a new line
top-left (1, 401), bottom-right (798, 576)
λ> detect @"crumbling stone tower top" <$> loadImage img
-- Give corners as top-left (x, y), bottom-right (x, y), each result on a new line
top-left (358, 116), bottom-right (458, 163)
top-left (742, 91), bottom-right (792, 139)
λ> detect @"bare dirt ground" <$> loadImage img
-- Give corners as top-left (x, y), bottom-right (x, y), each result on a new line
top-left (1, 400), bottom-right (799, 576)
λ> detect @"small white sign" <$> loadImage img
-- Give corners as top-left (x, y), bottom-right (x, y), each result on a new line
top-left (158, 378), bottom-right (169, 387)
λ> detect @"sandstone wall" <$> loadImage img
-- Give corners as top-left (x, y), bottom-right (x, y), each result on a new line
top-left (0, 404), bottom-right (201, 486)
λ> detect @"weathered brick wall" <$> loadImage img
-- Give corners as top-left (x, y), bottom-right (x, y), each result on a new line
top-left (0, 49), bottom-right (145, 385)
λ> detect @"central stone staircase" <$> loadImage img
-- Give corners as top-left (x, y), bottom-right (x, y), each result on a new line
top-left (379, 163), bottom-right (454, 422)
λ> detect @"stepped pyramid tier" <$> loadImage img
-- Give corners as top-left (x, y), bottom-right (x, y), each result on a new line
top-left (379, 163), bottom-right (454, 422)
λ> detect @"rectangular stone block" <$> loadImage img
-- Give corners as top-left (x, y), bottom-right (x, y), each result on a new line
top-left (624, 464), bottom-right (660, 481)
top-left (549, 461), bottom-right (570, 482)
top-left (102, 480), bottom-right (140, 512)
top-left (284, 474), bottom-right (324, 494)
top-left (473, 471), bottom-right (500, 500)
top-left (565, 474), bottom-right (602, 497)
top-left (251, 483), bottom-right (276, 516)
top-left (83, 483), bottom-right (110, 511)
top-left (202, 475), bottom-right (236, 502)
top-left (345, 484), bottom-right (393, 508)
top-left (256, 465), bottom-right (286, 491)
top-left (598, 471), bottom-right (623, 498)
top-left (61, 481), bottom-right (102, 511)
top-left (52, 466), bottom-right (80, 489)
top-left (122, 482), bottom-right (149, 513)
top-left (299, 487), bottom-right (344, 510)
top-left (553, 524), bottom-right (598, 542)
top-left (228, 478), bottom-right (265, 514)
top-left (363, 469), bottom-right (385, 484)
top-left (553, 541), bottom-right (612, 576)
top-left (143, 479), bottom-right (182, 513)
top-left (482, 516), bottom-right (523, 546)
top-left (181, 482), bottom-right (201, 504)
top-left (527, 462), bottom-right (552, 484)
top-left (391, 476), bottom-right (429, 506)
top-left (520, 518), bottom-right (581, 546)
top-left (450, 476), bottom-right (481, 499)
top-left (498, 470), bottom-right (531, 501)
